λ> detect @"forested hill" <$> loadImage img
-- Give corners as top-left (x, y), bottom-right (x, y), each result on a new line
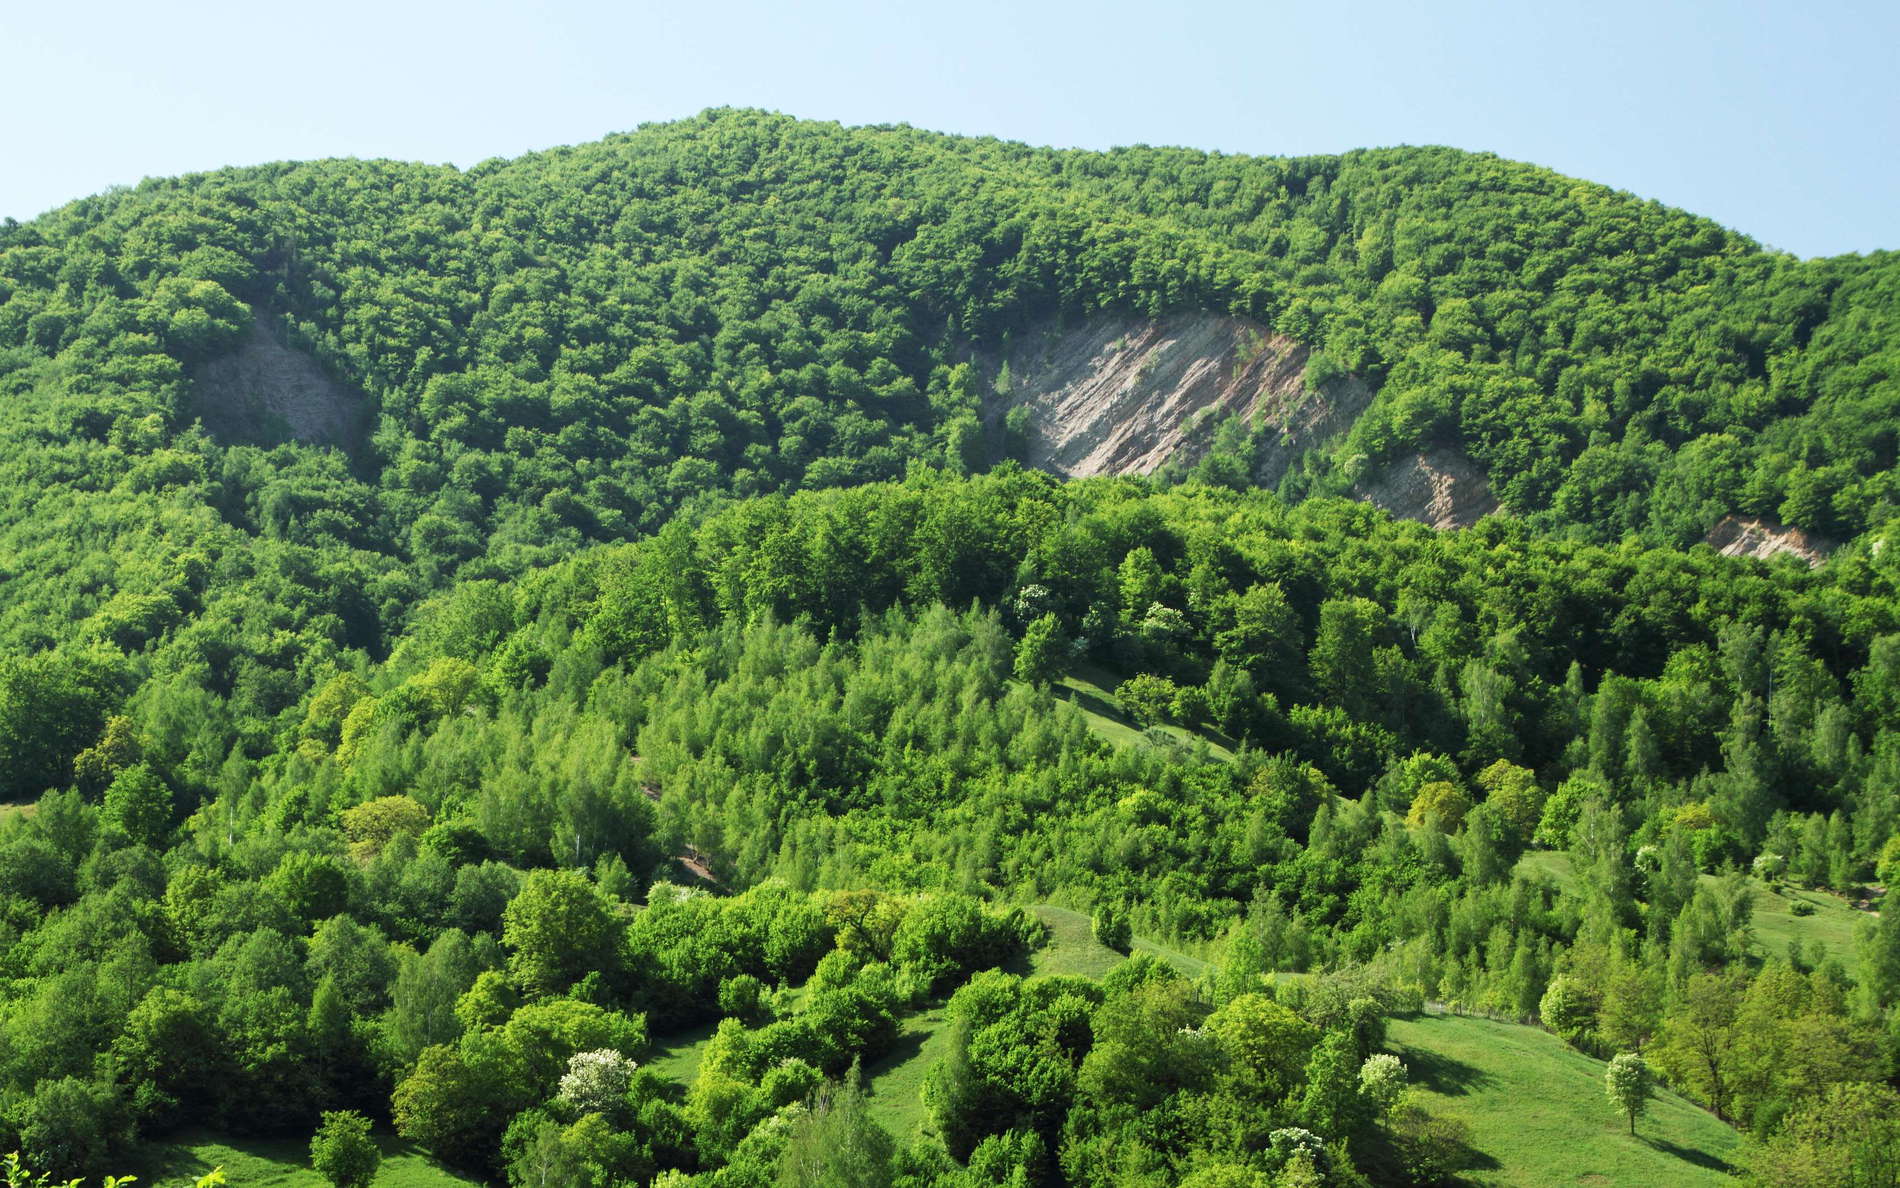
top-left (8, 109), bottom-right (1900, 1185)
top-left (4, 111), bottom-right (1899, 640)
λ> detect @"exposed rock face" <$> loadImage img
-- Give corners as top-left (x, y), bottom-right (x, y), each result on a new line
top-left (190, 314), bottom-right (368, 451)
top-left (1706, 515), bottom-right (1834, 567)
top-left (986, 312), bottom-right (1370, 479)
top-left (1354, 449), bottom-right (1499, 530)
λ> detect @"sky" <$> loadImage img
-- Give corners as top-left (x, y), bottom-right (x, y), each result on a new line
top-left (2, 0), bottom-right (1894, 259)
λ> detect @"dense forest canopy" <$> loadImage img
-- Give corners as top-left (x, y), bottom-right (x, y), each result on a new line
top-left (2, 110), bottom-right (1900, 1186)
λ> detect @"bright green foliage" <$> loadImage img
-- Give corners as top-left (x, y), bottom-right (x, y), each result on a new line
top-left (1089, 903), bottom-right (1131, 954)
top-left (1297, 1031), bottom-right (1365, 1140)
top-left (339, 795), bottom-right (431, 861)
top-left (1738, 1082), bottom-right (1900, 1187)
top-left (1013, 614), bottom-right (1064, 686)
top-left (308, 1111), bottom-right (379, 1188)
top-left (99, 764), bottom-right (169, 847)
top-left (501, 870), bottom-right (619, 997)
top-left (1078, 977), bottom-right (1215, 1110)
top-left (1, 110), bottom-right (1899, 1186)
top-left (1474, 759), bottom-right (1544, 843)
top-left (1208, 993), bottom-right (1320, 1101)
top-left (1539, 975), bottom-right (1598, 1050)
top-left (1114, 673), bottom-right (1179, 727)
top-left (1403, 780), bottom-right (1472, 832)
top-left (775, 1064), bottom-right (895, 1188)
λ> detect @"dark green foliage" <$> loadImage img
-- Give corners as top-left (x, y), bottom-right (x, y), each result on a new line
top-left (1090, 904), bottom-right (1132, 954)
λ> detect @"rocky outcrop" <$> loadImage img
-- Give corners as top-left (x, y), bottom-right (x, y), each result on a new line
top-left (985, 312), bottom-right (1370, 479)
top-left (1706, 515), bottom-right (1834, 567)
top-left (190, 314), bottom-right (368, 451)
top-left (1354, 449), bottom-right (1499, 530)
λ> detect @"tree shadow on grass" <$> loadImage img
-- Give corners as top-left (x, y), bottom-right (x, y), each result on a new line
top-left (1390, 1040), bottom-right (1493, 1096)
top-left (1641, 1134), bottom-right (1731, 1174)
top-left (864, 1017), bottom-right (935, 1083)
top-left (1058, 681), bottom-right (1131, 726)
top-left (1357, 1116), bottom-right (1501, 1185)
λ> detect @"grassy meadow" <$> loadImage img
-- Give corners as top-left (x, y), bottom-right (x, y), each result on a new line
top-left (138, 1130), bottom-right (478, 1187)
top-left (1386, 1011), bottom-right (1740, 1186)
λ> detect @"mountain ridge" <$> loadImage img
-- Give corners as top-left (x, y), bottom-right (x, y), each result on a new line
top-left (1, 107), bottom-right (1895, 666)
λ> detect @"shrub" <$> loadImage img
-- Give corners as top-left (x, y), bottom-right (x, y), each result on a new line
top-left (310, 1110), bottom-right (380, 1188)
top-left (1390, 1102), bottom-right (1476, 1186)
top-left (1115, 674), bottom-right (1179, 727)
top-left (718, 974), bottom-right (767, 1023)
top-left (1092, 903), bottom-right (1132, 953)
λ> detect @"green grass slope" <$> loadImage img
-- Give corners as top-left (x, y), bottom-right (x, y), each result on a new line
top-left (1025, 903), bottom-right (1211, 979)
top-left (863, 1007), bottom-right (960, 1141)
top-left (645, 906), bottom-right (1744, 1184)
top-left (139, 1129), bottom-right (479, 1187)
top-left (1751, 883), bottom-right (1868, 974)
top-left (645, 1018), bottom-right (721, 1085)
top-left (1387, 1012), bottom-right (1739, 1187)
top-left (1516, 850), bottom-right (1868, 972)
top-left (1055, 664), bottom-right (1237, 762)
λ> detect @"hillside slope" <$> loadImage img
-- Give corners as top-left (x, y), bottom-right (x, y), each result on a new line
top-left (2, 110), bottom-right (1898, 674)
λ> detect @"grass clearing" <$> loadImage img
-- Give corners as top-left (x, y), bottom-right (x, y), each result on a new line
top-left (1750, 882), bottom-right (1866, 974)
top-left (0, 801), bottom-right (37, 823)
top-left (1055, 663), bottom-right (1236, 763)
top-left (1514, 851), bottom-right (1868, 972)
top-left (862, 1007), bottom-right (958, 1140)
top-left (1387, 1011), bottom-right (1739, 1187)
top-left (1026, 904), bottom-right (1210, 980)
top-left (647, 1017), bottom-right (720, 1085)
top-left (139, 1129), bottom-right (478, 1187)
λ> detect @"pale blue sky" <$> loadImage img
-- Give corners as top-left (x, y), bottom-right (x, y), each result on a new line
top-left (3, 0), bottom-right (1894, 258)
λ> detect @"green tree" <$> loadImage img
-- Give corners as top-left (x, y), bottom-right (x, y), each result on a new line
top-left (99, 764), bottom-right (171, 847)
top-left (1114, 674), bottom-right (1179, 727)
top-left (1309, 598), bottom-right (1384, 719)
top-left (1013, 614), bottom-right (1064, 686)
top-left (1738, 1081), bottom-right (1900, 1188)
top-left (1298, 1030), bottom-right (1364, 1140)
top-left (391, 1042), bottom-right (510, 1168)
top-left (1091, 902), bottom-right (1132, 953)
top-left (0, 651), bottom-right (117, 804)
top-left (1208, 993), bottom-right (1319, 1101)
top-left (501, 869), bottom-right (620, 997)
top-left (1604, 1052), bottom-right (1654, 1136)
top-left (1539, 975), bottom-right (1597, 1050)
top-left (776, 1063), bottom-right (895, 1188)
top-left (1405, 780), bottom-right (1473, 832)
top-left (1653, 969), bottom-right (1743, 1121)
top-left (309, 1111), bottom-right (380, 1188)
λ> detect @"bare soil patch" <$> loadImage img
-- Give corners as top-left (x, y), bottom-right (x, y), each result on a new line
top-left (984, 312), bottom-right (1370, 480)
top-left (190, 314), bottom-right (369, 453)
top-left (1705, 515), bottom-right (1833, 567)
